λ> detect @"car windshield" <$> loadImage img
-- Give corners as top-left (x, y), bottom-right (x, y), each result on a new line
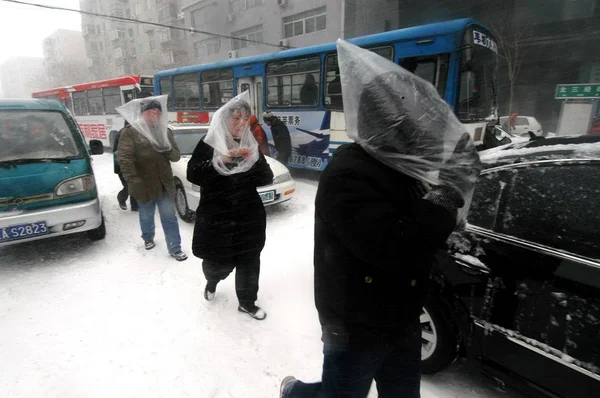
top-left (0, 110), bottom-right (81, 162)
top-left (172, 128), bottom-right (208, 155)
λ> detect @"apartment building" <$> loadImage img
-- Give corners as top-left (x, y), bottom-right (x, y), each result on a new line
top-left (182, 0), bottom-right (343, 65)
top-left (79, 0), bottom-right (189, 79)
top-left (42, 29), bottom-right (88, 86)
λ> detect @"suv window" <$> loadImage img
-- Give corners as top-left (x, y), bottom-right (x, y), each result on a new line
top-left (500, 163), bottom-right (600, 260)
top-left (467, 170), bottom-right (506, 229)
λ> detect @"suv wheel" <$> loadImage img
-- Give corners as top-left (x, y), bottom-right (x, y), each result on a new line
top-left (421, 295), bottom-right (460, 374)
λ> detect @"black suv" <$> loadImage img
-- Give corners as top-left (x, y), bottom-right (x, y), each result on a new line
top-left (421, 135), bottom-right (600, 397)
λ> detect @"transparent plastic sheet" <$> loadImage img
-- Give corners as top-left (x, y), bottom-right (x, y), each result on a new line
top-left (203, 91), bottom-right (259, 175)
top-left (336, 40), bottom-right (482, 224)
top-left (116, 95), bottom-right (171, 152)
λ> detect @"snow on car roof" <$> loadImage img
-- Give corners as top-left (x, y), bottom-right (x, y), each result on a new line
top-left (480, 135), bottom-right (600, 164)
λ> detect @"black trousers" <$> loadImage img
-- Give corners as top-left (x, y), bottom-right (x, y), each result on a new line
top-left (117, 173), bottom-right (138, 209)
top-left (202, 253), bottom-right (261, 305)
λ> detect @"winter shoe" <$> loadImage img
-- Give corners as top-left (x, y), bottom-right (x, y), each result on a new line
top-left (118, 201), bottom-right (127, 210)
top-left (170, 251), bottom-right (188, 261)
top-left (144, 240), bottom-right (156, 250)
top-left (204, 284), bottom-right (216, 301)
top-left (238, 303), bottom-right (267, 320)
top-left (280, 376), bottom-right (297, 398)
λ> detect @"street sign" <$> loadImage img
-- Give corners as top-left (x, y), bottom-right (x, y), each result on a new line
top-left (555, 83), bottom-right (600, 99)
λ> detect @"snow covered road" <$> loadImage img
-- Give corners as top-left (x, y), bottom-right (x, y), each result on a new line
top-left (0, 153), bottom-right (524, 397)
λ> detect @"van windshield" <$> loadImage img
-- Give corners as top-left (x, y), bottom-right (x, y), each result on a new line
top-left (0, 111), bottom-right (82, 163)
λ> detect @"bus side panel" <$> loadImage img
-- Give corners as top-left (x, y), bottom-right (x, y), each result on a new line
top-left (75, 114), bottom-right (126, 148)
top-left (263, 111), bottom-right (330, 171)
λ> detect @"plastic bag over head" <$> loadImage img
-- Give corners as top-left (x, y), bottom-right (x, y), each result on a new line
top-left (204, 91), bottom-right (259, 175)
top-left (336, 39), bottom-right (482, 224)
top-left (116, 95), bottom-right (171, 152)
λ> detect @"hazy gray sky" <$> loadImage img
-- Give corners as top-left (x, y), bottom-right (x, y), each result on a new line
top-left (0, 0), bottom-right (81, 64)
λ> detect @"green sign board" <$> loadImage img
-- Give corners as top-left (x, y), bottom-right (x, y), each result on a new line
top-left (555, 83), bottom-right (600, 99)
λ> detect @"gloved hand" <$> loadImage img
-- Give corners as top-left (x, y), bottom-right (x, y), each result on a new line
top-left (424, 133), bottom-right (482, 213)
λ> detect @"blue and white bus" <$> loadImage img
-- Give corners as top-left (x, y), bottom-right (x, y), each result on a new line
top-left (154, 18), bottom-right (498, 171)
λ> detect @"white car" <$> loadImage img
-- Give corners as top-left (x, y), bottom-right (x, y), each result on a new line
top-left (169, 124), bottom-right (296, 222)
top-left (499, 115), bottom-right (544, 137)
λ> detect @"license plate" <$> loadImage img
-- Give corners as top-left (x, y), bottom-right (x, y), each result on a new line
top-left (259, 191), bottom-right (275, 203)
top-left (0, 221), bottom-right (49, 242)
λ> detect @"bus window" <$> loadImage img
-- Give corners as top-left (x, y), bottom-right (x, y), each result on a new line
top-left (159, 77), bottom-right (173, 109)
top-left (87, 89), bottom-right (104, 114)
top-left (173, 73), bottom-right (200, 109)
top-left (324, 46), bottom-right (393, 109)
top-left (266, 56), bottom-right (320, 107)
top-left (73, 91), bottom-right (89, 115)
top-left (201, 69), bottom-right (234, 109)
top-left (398, 55), bottom-right (449, 97)
top-left (457, 27), bottom-right (498, 122)
top-left (103, 87), bottom-right (121, 114)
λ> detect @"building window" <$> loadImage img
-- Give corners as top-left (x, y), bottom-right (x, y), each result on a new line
top-left (192, 8), bottom-right (210, 28)
top-left (130, 47), bottom-right (137, 57)
top-left (128, 28), bottom-right (135, 38)
top-left (114, 47), bottom-right (124, 59)
top-left (283, 6), bottom-right (326, 39)
top-left (229, 0), bottom-right (263, 13)
top-left (139, 42), bottom-right (147, 54)
top-left (231, 25), bottom-right (263, 50)
top-left (266, 56), bottom-right (321, 107)
top-left (149, 39), bottom-right (156, 52)
top-left (159, 77), bottom-right (173, 109)
top-left (173, 73), bottom-right (201, 109)
top-left (202, 69), bottom-right (234, 108)
top-left (194, 38), bottom-right (221, 58)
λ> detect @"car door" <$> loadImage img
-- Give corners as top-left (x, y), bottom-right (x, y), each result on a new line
top-left (471, 161), bottom-right (600, 397)
top-left (513, 117), bottom-right (530, 136)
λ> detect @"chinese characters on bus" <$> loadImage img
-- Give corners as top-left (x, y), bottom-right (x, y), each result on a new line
top-left (473, 30), bottom-right (498, 54)
top-left (79, 123), bottom-right (107, 140)
top-left (276, 115), bottom-right (301, 126)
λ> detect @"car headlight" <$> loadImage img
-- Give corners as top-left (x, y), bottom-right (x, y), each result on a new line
top-left (55, 175), bottom-right (96, 197)
top-left (273, 172), bottom-right (292, 185)
top-left (192, 184), bottom-right (201, 192)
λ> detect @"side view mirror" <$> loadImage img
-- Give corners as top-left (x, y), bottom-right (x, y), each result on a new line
top-left (89, 140), bottom-right (104, 155)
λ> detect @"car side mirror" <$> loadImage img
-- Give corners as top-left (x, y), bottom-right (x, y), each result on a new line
top-left (89, 139), bottom-right (104, 155)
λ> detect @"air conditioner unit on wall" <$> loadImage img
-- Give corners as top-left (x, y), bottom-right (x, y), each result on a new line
top-left (278, 0), bottom-right (287, 7)
top-left (279, 38), bottom-right (289, 48)
top-left (177, 12), bottom-right (184, 21)
top-left (228, 50), bottom-right (237, 59)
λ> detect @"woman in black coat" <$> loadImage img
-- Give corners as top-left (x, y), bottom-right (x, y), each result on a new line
top-left (187, 99), bottom-right (273, 320)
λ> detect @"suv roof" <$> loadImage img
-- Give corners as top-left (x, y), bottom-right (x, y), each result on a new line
top-left (479, 135), bottom-right (600, 167)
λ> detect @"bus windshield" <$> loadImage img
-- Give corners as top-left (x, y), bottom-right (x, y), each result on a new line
top-left (0, 111), bottom-right (82, 162)
top-left (457, 27), bottom-right (498, 122)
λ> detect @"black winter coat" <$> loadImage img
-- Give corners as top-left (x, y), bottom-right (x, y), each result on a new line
top-left (314, 143), bottom-right (456, 345)
top-left (269, 118), bottom-right (292, 157)
top-left (187, 140), bottom-right (274, 262)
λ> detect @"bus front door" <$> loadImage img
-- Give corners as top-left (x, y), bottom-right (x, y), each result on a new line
top-left (237, 77), bottom-right (263, 117)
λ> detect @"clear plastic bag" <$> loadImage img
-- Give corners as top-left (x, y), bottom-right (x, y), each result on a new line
top-left (336, 39), bottom-right (482, 223)
top-left (116, 95), bottom-right (171, 153)
top-left (204, 91), bottom-right (259, 176)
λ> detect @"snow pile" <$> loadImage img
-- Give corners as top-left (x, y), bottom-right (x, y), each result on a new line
top-left (480, 141), bottom-right (600, 163)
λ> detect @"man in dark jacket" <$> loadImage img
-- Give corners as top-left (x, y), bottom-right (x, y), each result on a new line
top-left (188, 100), bottom-right (273, 320)
top-left (113, 121), bottom-right (138, 211)
top-left (263, 111), bottom-right (292, 165)
top-left (280, 41), bottom-right (480, 398)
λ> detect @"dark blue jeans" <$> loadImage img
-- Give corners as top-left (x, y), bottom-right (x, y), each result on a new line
top-left (284, 323), bottom-right (421, 398)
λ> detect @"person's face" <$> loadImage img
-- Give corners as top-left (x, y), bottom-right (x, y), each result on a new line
top-left (29, 122), bottom-right (47, 140)
top-left (143, 108), bottom-right (162, 126)
top-left (227, 109), bottom-right (249, 138)
top-left (264, 119), bottom-right (272, 127)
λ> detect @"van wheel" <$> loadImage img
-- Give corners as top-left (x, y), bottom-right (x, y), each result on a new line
top-left (175, 184), bottom-right (195, 223)
top-left (420, 295), bottom-right (460, 374)
top-left (88, 214), bottom-right (106, 241)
